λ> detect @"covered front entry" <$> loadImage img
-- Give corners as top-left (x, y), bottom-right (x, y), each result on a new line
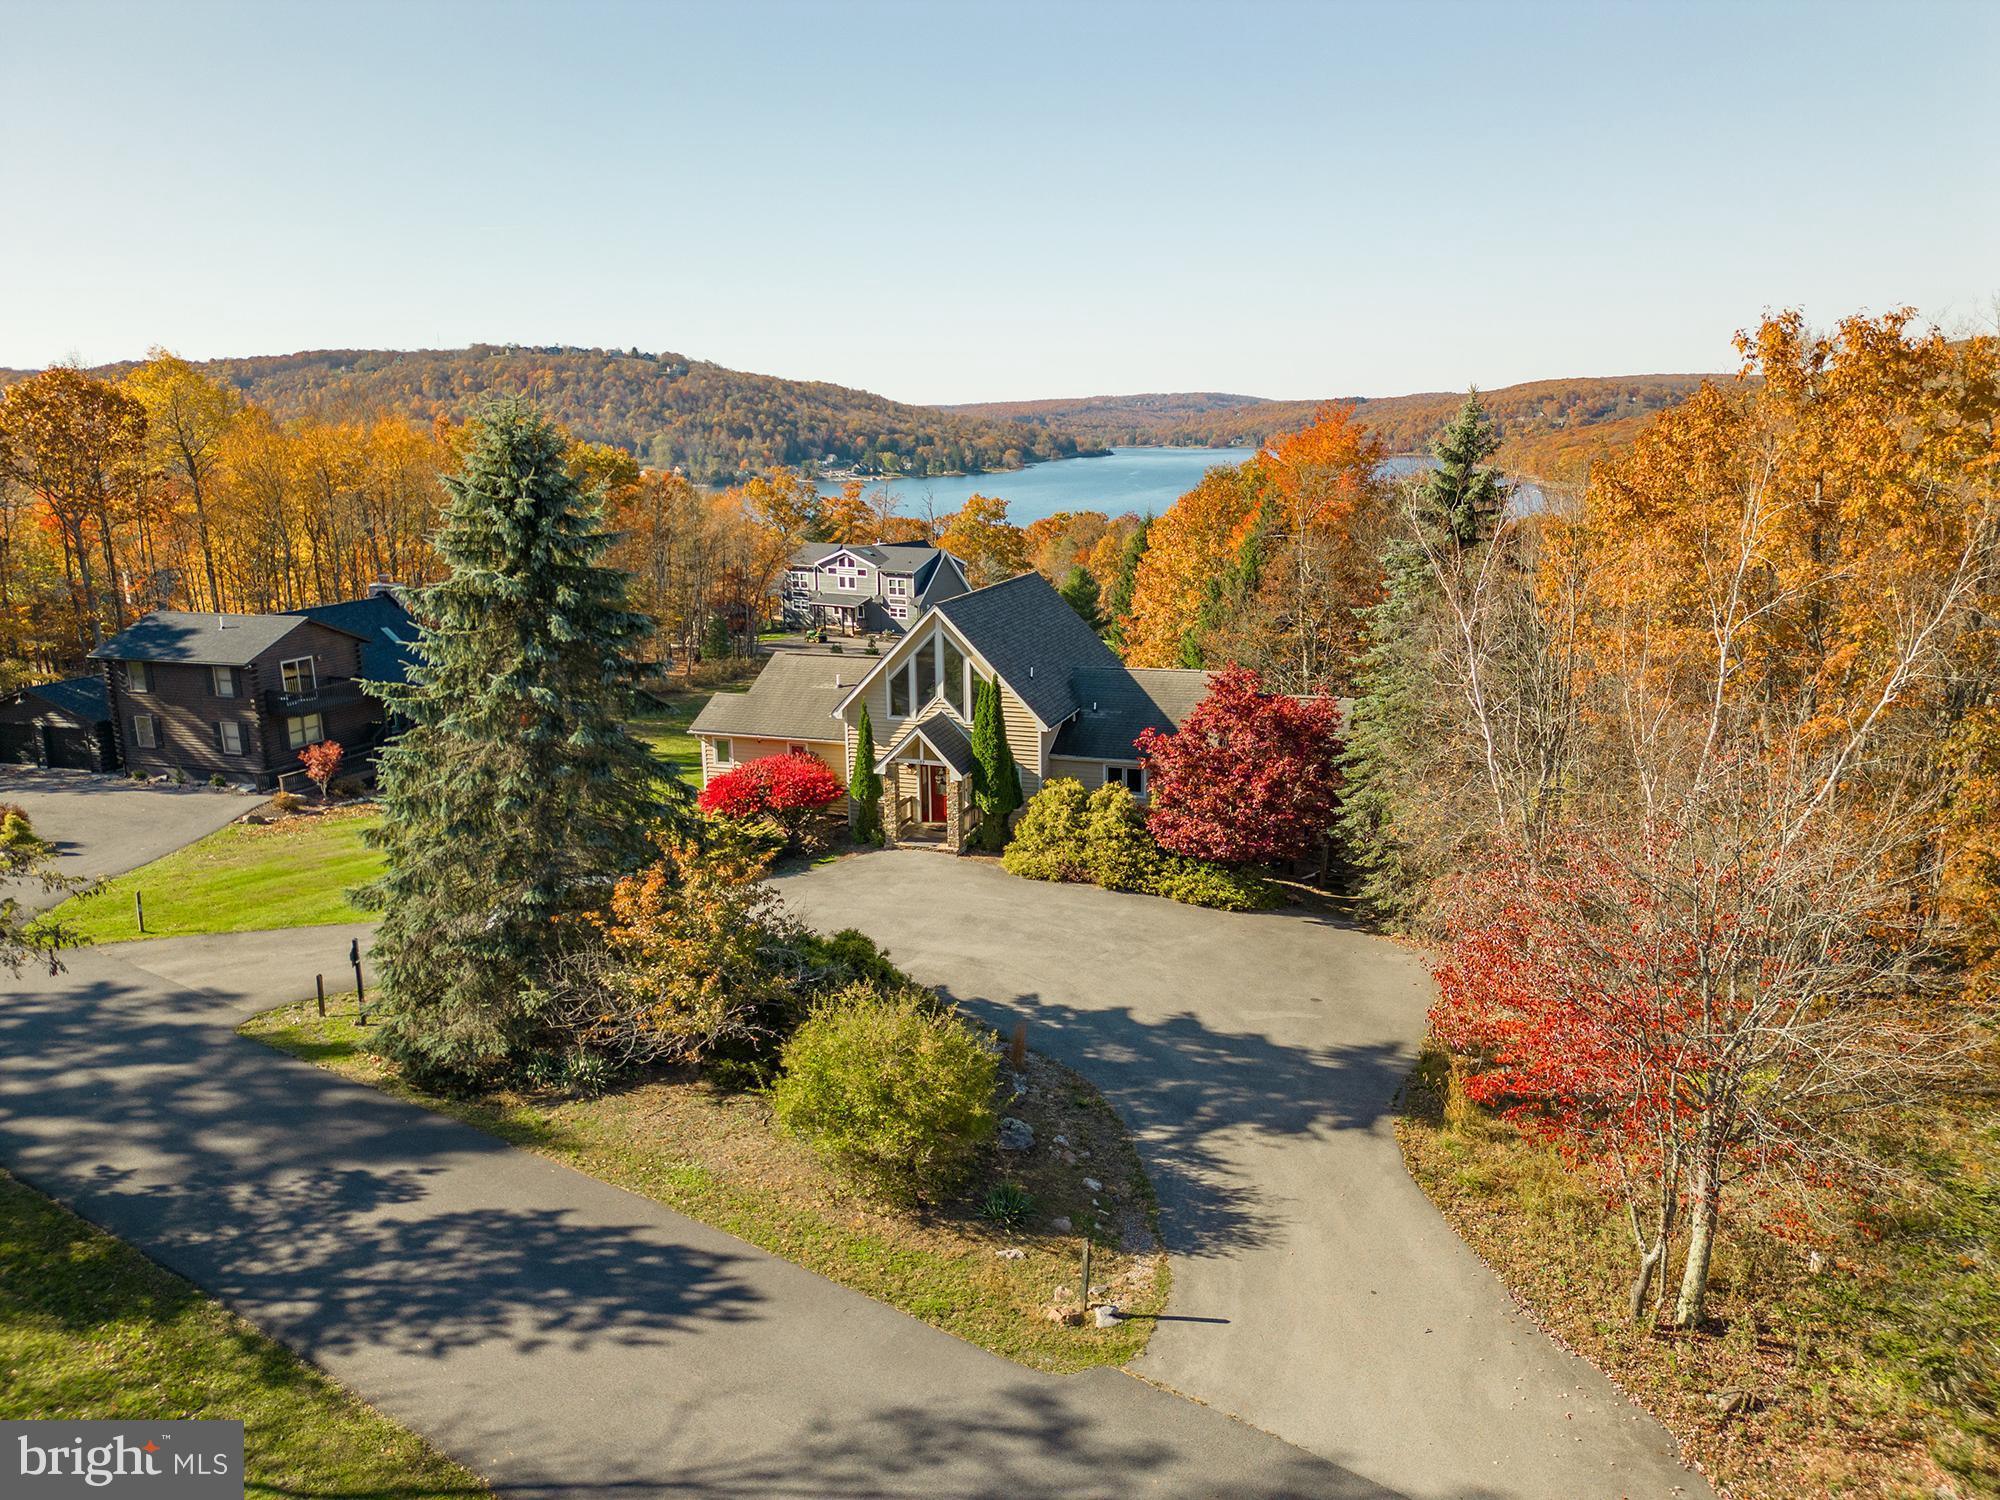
top-left (876, 714), bottom-right (977, 852)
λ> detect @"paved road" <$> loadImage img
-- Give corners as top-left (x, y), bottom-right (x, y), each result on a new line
top-left (1, 768), bottom-right (254, 912)
top-left (0, 926), bottom-right (1380, 1499)
top-left (778, 851), bottom-right (1712, 1500)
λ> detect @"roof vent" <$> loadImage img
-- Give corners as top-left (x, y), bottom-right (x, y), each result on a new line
top-left (216, 615), bottom-right (231, 629)
top-left (1090, 700), bottom-right (1098, 712)
top-left (1028, 664), bottom-right (1036, 678)
top-left (834, 673), bottom-right (843, 688)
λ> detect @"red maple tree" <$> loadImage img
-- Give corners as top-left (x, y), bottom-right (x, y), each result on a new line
top-left (300, 739), bottom-right (344, 801)
top-left (1136, 665), bottom-right (1343, 864)
top-left (696, 752), bottom-right (844, 845)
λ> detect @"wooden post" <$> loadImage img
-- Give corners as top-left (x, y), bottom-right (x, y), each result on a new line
top-left (315, 973), bottom-right (326, 1019)
top-left (134, 891), bottom-right (144, 934)
top-left (1079, 1237), bottom-right (1094, 1312)
top-left (351, 938), bottom-right (367, 1025)
top-left (1009, 1020), bottom-right (1027, 1070)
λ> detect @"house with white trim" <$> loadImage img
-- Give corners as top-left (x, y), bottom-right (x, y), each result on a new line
top-left (691, 571), bottom-right (1213, 850)
top-left (780, 542), bottom-right (970, 635)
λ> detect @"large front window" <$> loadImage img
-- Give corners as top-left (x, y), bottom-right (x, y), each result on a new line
top-left (942, 638), bottom-right (967, 717)
top-left (285, 713), bottom-right (324, 749)
top-left (280, 656), bottom-right (316, 696)
top-left (127, 661), bottom-right (150, 694)
top-left (914, 636), bottom-right (937, 705)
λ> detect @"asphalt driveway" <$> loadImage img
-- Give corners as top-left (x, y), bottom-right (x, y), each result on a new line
top-left (777, 850), bottom-right (1712, 1500)
top-left (0, 926), bottom-right (1375, 1499)
top-left (1, 767), bottom-right (254, 911)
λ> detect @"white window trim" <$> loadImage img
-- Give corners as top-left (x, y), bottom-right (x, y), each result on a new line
top-left (127, 661), bottom-right (151, 694)
top-left (279, 656), bottom-right (317, 696)
top-left (131, 714), bottom-right (156, 749)
top-left (218, 720), bottom-right (245, 756)
top-left (1106, 763), bottom-right (1147, 796)
top-left (713, 738), bottom-right (732, 765)
top-left (212, 665), bottom-right (238, 699)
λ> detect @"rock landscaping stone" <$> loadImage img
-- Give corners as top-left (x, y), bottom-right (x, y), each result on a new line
top-left (1048, 1215), bottom-right (1072, 1233)
top-left (998, 1117), bottom-right (1035, 1151)
top-left (1082, 1176), bottom-right (1102, 1193)
top-left (1094, 1304), bottom-right (1122, 1328)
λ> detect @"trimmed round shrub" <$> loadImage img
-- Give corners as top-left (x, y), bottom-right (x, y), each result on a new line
top-left (1084, 783), bottom-right (1163, 892)
top-left (772, 984), bottom-right (998, 1197)
top-left (1000, 778), bottom-right (1092, 883)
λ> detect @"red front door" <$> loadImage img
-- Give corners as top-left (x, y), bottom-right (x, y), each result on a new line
top-left (922, 765), bottom-right (948, 823)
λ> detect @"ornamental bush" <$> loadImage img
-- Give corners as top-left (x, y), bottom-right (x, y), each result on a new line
top-left (697, 751), bottom-right (844, 849)
top-left (772, 984), bottom-right (998, 1198)
top-left (1000, 778), bottom-right (1092, 882)
top-left (1084, 783), bottom-right (1162, 892)
top-left (1147, 854), bottom-right (1280, 912)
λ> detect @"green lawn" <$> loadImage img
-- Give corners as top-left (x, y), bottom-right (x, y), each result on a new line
top-left (0, 1168), bottom-right (487, 1498)
top-left (52, 808), bottom-right (384, 945)
top-left (627, 687), bottom-right (743, 789)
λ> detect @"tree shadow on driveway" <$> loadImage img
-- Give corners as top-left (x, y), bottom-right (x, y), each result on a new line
top-left (933, 984), bottom-right (1413, 1260)
top-left (0, 967), bottom-right (761, 1363)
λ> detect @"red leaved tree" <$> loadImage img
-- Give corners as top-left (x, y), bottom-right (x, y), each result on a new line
top-left (1136, 665), bottom-right (1343, 864)
top-left (300, 739), bottom-right (344, 801)
top-left (696, 752), bottom-right (844, 848)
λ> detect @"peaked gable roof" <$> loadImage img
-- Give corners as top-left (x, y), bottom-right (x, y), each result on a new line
top-left (932, 572), bottom-right (1123, 726)
top-left (89, 610), bottom-right (363, 667)
top-left (790, 541), bottom-right (956, 575)
top-left (877, 709), bottom-right (975, 776)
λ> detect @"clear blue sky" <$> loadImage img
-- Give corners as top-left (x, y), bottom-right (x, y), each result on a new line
top-left (3, 0), bottom-right (1993, 404)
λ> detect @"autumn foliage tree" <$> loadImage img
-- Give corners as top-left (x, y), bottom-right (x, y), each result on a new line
top-left (697, 751), bottom-right (845, 847)
top-left (1137, 665), bottom-right (1345, 865)
top-left (299, 739), bottom-right (344, 800)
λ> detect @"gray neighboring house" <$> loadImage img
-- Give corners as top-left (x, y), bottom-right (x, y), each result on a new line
top-left (0, 676), bottom-right (116, 772)
top-left (781, 542), bottom-right (970, 635)
top-left (693, 571), bottom-right (1214, 851)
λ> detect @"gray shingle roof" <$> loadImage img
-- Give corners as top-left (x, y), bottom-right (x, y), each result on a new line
top-left (289, 593), bottom-right (419, 684)
top-left (878, 710), bottom-right (974, 776)
top-left (688, 652), bottom-right (852, 743)
top-left (1054, 667), bottom-right (1213, 760)
top-left (789, 542), bottom-right (951, 575)
top-left (933, 572), bottom-right (1123, 726)
top-left (8, 675), bottom-right (109, 723)
top-left (88, 610), bottom-right (359, 666)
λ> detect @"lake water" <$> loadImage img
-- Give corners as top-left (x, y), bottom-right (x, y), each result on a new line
top-left (813, 446), bottom-right (1536, 526)
top-left (814, 446), bottom-right (1253, 526)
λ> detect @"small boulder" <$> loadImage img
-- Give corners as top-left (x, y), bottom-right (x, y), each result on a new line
top-left (1049, 1215), bottom-right (1072, 1233)
top-left (1044, 1303), bottom-right (1086, 1326)
top-left (1094, 1304), bottom-right (1122, 1328)
top-left (998, 1117), bottom-right (1035, 1152)
top-left (995, 1247), bottom-right (1026, 1261)
top-left (1081, 1176), bottom-right (1102, 1193)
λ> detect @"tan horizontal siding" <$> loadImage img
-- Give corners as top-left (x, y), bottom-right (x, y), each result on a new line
top-left (698, 733), bottom-right (844, 789)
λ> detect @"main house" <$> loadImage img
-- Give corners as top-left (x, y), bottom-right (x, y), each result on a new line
top-left (781, 541), bottom-right (969, 635)
top-left (692, 571), bottom-right (1212, 850)
top-left (88, 584), bottom-right (418, 791)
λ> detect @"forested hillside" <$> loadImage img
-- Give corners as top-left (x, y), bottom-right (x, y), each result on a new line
top-left (0, 346), bottom-right (1088, 485)
top-left (950, 373), bottom-right (1715, 478)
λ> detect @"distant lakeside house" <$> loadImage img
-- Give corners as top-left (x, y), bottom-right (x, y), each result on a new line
top-left (693, 571), bottom-right (1211, 851)
top-left (85, 584), bottom-right (418, 790)
top-left (782, 542), bottom-right (969, 636)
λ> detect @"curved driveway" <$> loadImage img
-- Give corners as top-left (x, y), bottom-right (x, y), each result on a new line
top-left (777, 850), bottom-right (1711, 1500)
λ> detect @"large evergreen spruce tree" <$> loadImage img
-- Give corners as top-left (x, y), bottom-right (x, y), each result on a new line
top-left (1337, 393), bottom-right (1507, 923)
top-left (366, 398), bottom-right (680, 1084)
top-left (969, 676), bottom-right (1021, 850)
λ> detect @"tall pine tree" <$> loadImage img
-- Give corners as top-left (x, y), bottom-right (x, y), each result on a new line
top-left (1102, 517), bottom-right (1150, 653)
top-left (366, 398), bottom-right (683, 1084)
top-left (1337, 393), bottom-right (1507, 923)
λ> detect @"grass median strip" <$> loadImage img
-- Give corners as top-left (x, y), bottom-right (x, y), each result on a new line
top-left (0, 1167), bottom-right (487, 1498)
top-left (46, 806), bottom-right (384, 944)
top-left (241, 998), bottom-right (1168, 1373)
